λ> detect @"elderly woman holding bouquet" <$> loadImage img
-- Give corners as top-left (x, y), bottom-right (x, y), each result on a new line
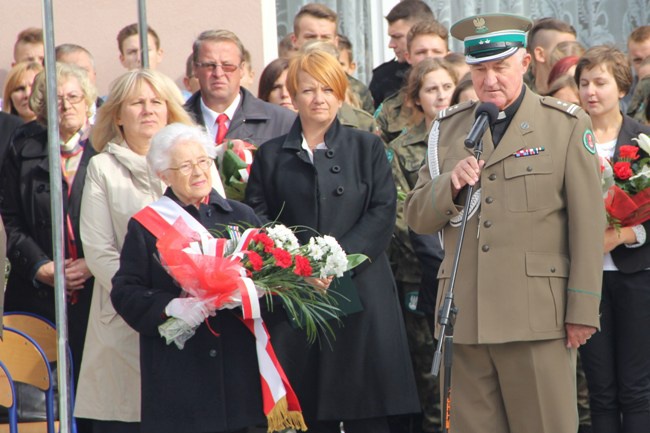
top-left (245, 50), bottom-right (419, 433)
top-left (110, 123), bottom-right (266, 433)
top-left (576, 45), bottom-right (650, 433)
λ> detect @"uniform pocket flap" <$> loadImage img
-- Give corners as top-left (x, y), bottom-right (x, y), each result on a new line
top-left (504, 154), bottom-right (553, 179)
top-left (525, 252), bottom-right (570, 277)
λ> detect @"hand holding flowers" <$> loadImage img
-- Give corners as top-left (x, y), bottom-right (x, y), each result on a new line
top-left (601, 133), bottom-right (650, 228)
top-left (157, 222), bottom-right (367, 348)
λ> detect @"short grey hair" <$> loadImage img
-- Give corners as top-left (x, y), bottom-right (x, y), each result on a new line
top-left (148, 123), bottom-right (216, 174)
top-left (192, 29), bottom-right (245, 63)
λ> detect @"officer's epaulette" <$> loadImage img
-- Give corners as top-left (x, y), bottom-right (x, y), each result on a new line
top-left (436, 100), bottom-right (476, 121)
top-left (540, 96), bottom-right (582, 117)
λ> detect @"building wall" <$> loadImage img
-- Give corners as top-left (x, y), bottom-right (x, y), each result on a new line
top-left (0, 0), bottom-right (275, 96)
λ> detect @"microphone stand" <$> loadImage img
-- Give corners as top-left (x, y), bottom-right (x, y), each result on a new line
top-left (431, 139), bottom-right (485, 433)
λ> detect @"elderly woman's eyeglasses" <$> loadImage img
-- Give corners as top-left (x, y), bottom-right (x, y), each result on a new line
top-left (194, 62), bottom-right (240, 73)
top-left (166, 157), bottom-right (213, 175)
top-left (57, 93), bottom-right (84, 106)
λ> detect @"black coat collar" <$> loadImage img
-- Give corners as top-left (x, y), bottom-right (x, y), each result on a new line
top-left (163, 187), bottom-right (233, 214)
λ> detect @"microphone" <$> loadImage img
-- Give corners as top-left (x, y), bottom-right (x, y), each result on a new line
top-left (464, 102), bottom-right (500, 149)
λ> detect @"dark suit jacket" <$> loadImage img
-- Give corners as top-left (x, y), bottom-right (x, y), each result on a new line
top-left (184, 87), bottom-right (295, 146)
top-left (610, 114), bottom-right (650, 273)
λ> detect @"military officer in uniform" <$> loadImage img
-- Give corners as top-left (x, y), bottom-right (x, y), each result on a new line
top-left (404, 14), bottom-right (605, 433)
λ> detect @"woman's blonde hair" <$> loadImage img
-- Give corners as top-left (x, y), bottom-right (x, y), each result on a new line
top-left (3, 61), bottom-right (43, 117)
top-left (286, 50), bottom-right (347, 101)
top-left (29, 63), bottom-right (97, 125)
top-left (91, 69), bottom-right (193, 152)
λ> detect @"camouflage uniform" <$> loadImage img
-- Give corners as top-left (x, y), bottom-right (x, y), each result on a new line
top-left (376, 91), bottom-right (412, 145)
top-left (388, 120), bottom-right (441, 433)
top-left (627, 76), bottom-right (650, 124)
top-left (347, 74), bottom-right (375, 115)
top-left (338, 103), bottom-right (380, 136)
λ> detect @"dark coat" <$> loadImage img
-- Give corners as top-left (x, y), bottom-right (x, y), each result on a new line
top-left (610, 114), bottom-right (650, 273)
top-left (368, 59), bottom-right (410, 109)
top-left (111, 189), bottom-right (266, 433)
top-left (244, 118), bottom-right (420, 421)
top-left (0, 120), bottom-right (95, 383)
top-left (0, 112), bottom-right (23, 171)
top-left (184, 87), bottom-right (295, 146)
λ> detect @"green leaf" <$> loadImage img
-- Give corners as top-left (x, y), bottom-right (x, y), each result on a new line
top-left (346, 254), bottom-right (369, 271)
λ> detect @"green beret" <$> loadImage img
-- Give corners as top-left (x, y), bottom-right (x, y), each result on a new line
top-left (450, 13), bottom-right (533, 64)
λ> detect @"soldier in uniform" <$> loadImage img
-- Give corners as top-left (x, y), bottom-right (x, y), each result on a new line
top-left (376, 20), bottom-right (449, 144)
top-left (404, 14), bottom-right (605, 433)
top-left (389, 57), bottom-right (459, 433)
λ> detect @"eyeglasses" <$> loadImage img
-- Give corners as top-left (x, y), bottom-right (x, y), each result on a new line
top-left (166, 157), bottom-right (213, 176)
top-left (57, 93), bottom-right (84, 106)
top-left (194, 61), bottom-right (240, 73)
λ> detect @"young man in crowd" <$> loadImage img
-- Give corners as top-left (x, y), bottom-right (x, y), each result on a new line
top-left (117, 23), bottom-right (163, 70)
top-left (13, 27), bottom-right (44, 65)
top-left (376, 19), bottom-right (449, 144)
top-left (527, 17), bottom-right (577, 95)
top-left (369, 0), bottom-right (434, 107)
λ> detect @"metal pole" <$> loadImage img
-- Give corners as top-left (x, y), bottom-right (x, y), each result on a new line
top-left (41, 0), bottom-right (72, 432)
top-left (138, 0), bottom-right (150, 68)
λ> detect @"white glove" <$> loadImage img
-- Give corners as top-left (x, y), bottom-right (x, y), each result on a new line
top-left (164, 298), bottom-right (210, 328)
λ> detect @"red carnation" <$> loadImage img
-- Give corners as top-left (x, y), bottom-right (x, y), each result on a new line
top-left (293, 255), bottom-right (313, 277)
top-left (271, 248), bottom-right (292, 268)
top-left (252, 232), bottom-right (274, 253)
top-left (618, 145), bottom-right (640, 161)
top-left (245, 250), bottom-right (264, 272)
top-left (613, 161), bottom-right (634, 180)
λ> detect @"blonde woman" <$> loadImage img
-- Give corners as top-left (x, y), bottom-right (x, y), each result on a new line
top-left (75, 69), bottom-right (195, 433)
top-left (2, 61), bottom-right (43, 122)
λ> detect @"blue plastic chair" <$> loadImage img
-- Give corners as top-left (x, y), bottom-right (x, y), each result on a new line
top-left (3, 312), bottom-right (77, 433)
top-left (0, 359), bottom-right (18, 433)
top-left (0, 327), bottom-right (54, 433)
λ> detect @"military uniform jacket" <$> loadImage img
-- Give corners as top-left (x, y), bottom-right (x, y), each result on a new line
top-left (376, 91), bottom-right (412, 145)
top-left (404, 89), bottom-right (605, 344)
top-left (389, 120), bottom-right (429, 284)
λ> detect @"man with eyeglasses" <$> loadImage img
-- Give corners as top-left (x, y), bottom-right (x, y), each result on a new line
top-left (184, 30), bottom-right (295, 148)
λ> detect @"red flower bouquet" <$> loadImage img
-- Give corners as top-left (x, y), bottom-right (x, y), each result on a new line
top-left (157, 222), bottom-right (367, 348)
top-left (153, 220), bottom-right (367, 432)
top-left (601, 135), bottom-right (650, 227)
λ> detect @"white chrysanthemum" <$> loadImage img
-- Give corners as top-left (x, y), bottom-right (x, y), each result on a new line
top-left (306, 237), bottom-right (325, 260)
top-left (321, 250), bottom-right (349, 278)
top-left (266, 224), bottom-right (300, 251)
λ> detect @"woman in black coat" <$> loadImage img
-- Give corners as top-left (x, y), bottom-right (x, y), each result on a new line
top-left (111, 123), bottom-right (265, 433)
top-left (0, 63), bottom-right (96, 388)
top-left (575, 46), bottom-right (650, 433)
top-left (245, 50), bottom-right (419, 433)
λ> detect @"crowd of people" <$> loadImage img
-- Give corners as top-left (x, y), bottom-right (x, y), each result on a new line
top-left (0, 1), bottom-right (649, 433)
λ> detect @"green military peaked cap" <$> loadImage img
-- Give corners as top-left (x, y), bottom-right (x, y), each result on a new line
top-left (450, 13), bottom-right (533, 64)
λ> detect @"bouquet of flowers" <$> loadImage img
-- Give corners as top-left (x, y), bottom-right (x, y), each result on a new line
top-left (157, 221), bottom-right (367, 349)
top-left (601, 133), bottom-right (650, 227)
top-left (215, 139), bottom-right (256, 201)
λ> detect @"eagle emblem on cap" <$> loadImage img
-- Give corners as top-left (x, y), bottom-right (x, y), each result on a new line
top-left (473, 17), bottom-right (488, 34)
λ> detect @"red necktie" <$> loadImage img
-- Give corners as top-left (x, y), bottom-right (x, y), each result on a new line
top-left (215, 113), bottom-right (229, 145)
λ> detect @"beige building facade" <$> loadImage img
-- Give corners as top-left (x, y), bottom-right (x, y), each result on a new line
top-left (0, 0), bottom-right (277, 96)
